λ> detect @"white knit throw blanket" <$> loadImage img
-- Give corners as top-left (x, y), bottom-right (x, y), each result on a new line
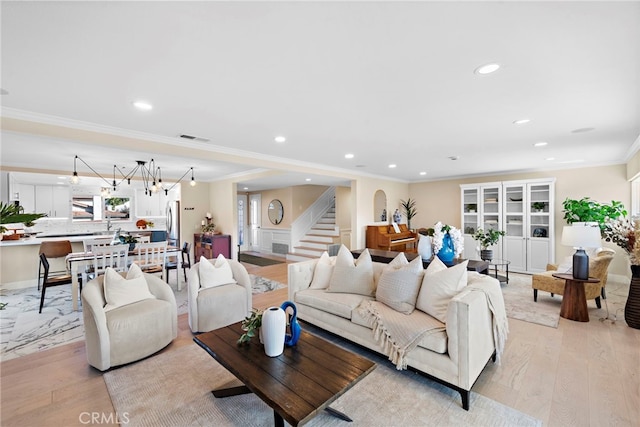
top-left (466, 272), bottom-right (509, 364)
top-left (358, 301), bottom-right (445, 370)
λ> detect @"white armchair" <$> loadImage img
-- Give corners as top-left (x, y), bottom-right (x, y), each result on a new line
top-left (188, 257), bottom-right (252, 333)
top-left (81, 271), bottom-right (177, 371)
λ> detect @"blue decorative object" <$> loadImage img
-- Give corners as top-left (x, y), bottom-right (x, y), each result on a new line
top-left (280, 300), bottom-right (301, 347)
top-left (437, 232), bottom-right (455, 264)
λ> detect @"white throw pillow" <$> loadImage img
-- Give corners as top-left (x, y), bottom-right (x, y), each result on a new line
top-left (199, 254), bottom-right (237, 289)
top-left (376, 254), bottom-right (425, 314)
top-left (327, 245), bottom-right (375, 296)
top-left (416, 257), bottom-right (468, 323)
top-left (104, 263), bottom-right (155, 312)
top-left (417, 234), bottom-right (433, 260)
top-left (309, 251), bottom-right (336, 289)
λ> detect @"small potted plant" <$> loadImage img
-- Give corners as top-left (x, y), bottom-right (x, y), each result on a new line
top-left (119, 234), bottom-right (138, 251)
top-left (531, 202), bottom-right (546, 212)
top-left (467, 203), bottom-right (477, 213)
top-left (472, 228), bottom-right (506, 261)
top-left (238, 309), bottom-right (263, 344)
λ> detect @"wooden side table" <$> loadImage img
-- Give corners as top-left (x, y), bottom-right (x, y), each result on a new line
top-left (552, 273), bottom-right (599, 322)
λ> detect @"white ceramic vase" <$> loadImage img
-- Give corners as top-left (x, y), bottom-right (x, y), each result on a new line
top-left (261, 306), bottom-right (286, 357)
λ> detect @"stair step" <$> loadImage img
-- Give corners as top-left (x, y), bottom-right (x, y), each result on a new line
top-left (314, 223), bottom-right (336, 230)
top-left (286, 252), bottom-right (318, 262)
top-left (292, 246), bottom-right (325, 257)
top-left (309, 229), bottom-right (339, 237)
top-left (299, 240), bottom-right (331, 250)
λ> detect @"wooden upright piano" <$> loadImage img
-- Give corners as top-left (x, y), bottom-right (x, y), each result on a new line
top-left (366, 224), bottom-right (417, 252)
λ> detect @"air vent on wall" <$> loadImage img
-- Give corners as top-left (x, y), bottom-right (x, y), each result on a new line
top-left (178, 134), bottom-right (210, 142)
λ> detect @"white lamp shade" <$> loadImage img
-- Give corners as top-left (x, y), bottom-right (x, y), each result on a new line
top-left (561, 225), bottom-right (601, 248)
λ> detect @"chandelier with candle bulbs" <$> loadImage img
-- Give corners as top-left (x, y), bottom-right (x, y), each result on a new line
top-left (70, 155), bottom-right (195, 196)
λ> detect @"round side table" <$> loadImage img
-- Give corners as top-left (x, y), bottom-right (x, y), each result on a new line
top-left (552, 273), bottom-right (599, 322)
top-left (489, 259), bottom-right (510, 284)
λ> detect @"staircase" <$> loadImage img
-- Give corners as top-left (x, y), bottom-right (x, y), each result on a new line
top-left (287, 205), bottom-right (340, 262)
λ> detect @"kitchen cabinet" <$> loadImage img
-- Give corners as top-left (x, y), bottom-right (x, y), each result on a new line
top-left (17, 184), bottom-right (36, 213)
top-left (194, 233), bottom-right (231, 259)
top-left (135, 190), bottom-right (167, 217)
top-left (35, 185), bottom-right (70, 218)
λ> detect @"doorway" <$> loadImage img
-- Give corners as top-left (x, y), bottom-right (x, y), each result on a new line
top-left (249, 194), bottom-right (261, 252)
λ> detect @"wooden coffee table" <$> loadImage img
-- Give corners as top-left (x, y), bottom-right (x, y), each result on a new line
top-left (194, 322), bottom-right (376, 426)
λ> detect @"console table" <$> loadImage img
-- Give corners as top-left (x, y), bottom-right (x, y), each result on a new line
top-left (351, 249), bottom-right (489, 274)
top-left (194, 233), bottom-right (231, 259)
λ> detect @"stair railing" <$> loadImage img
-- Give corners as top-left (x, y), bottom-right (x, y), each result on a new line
top-left (290, 186), bottom-right (336, 253)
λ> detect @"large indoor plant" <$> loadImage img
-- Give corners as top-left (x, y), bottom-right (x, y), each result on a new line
top-left (0, 201), bottom-right (46, 238)
top-left (562, 197), bottom-right (627, 233)
top-left (400, 198), bottom-right (418, 231)
top-left (472, 228), bottom-right (506, 261)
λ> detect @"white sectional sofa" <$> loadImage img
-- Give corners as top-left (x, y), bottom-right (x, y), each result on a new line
top-left (288, 252), bottom-right (504, 410)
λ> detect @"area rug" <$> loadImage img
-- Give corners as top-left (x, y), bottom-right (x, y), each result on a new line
top-left (500, 273), bottom-right (629, 328)
top-left (0, 275), bottom-right (284, 361)
top-left (104, 337), bottom-right (542, 427)
top-left (239, 253), bottom-right (284, 267)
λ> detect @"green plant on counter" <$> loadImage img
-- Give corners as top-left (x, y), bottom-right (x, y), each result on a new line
top-left (119, 234), bottom-right (138, 244)
top-left (0, 201), bottom-right (46, 233)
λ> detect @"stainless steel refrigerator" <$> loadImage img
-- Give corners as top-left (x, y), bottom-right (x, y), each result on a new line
top-left (166, 200), bottom-right (180, 246)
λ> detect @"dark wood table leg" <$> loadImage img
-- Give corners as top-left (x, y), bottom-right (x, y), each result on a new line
top-left (274, 411), bottom-right (284, 427)
top-left (560, 279), bottom-right (589, 322)
top-left (211, 385), bottom-right (251, 398)
top-left (325, 406), bottom-right (353, 422)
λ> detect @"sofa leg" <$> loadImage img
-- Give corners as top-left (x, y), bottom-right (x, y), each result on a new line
top-left (460, 390), bottom-right (470, 411)
top-left (595, 296), bottom-right (601, 309)
top-left (492, 351), bottom-right (497, 363)
top-left (551, 293), bottom-right (554, 297)
top-left (533, 289), bottom-right (538, 302)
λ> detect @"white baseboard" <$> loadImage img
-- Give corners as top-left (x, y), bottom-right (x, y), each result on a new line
top-left (1, 280), bottom-right (35, 291)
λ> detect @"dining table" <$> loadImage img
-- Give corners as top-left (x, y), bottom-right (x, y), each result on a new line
top-left (65, 245), bottom-right (180, 311)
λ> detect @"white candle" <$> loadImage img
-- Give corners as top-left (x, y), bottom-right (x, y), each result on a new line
top-left (201, 220), bottom-right (205, 225)
top-left (206, 212), bottom-right (212, 219)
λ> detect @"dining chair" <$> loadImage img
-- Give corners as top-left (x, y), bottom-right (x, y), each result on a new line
top-left (38, 240), bottom-right (73, 291)
top-left (136, 235), bottom-right (151, 244)
top-left (83, 237), bottom-right (113, 253)
top-left (84, 244), bottom-right (129, 283)
top-left (134, 241), bottom-right (167, 279)
top-left (39, 252), bottom-right (81, 313)
top-left (165, 242), bottom-right (191, 289)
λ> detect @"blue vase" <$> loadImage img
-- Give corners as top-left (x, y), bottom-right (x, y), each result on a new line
top-left (280, 301), bottom-right (301, 347)
top-left (437, 232), bottom-right (455, 264)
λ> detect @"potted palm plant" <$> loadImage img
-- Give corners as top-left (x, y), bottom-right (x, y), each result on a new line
top-left (472, 228), bottom-right (506, 261)
top-left (0, 202), bottom-right (46, 239)
top-left (400, 198), bottom-right (418, 231)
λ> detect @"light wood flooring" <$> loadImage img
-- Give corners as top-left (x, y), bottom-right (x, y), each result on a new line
top-left (1, 260), bottom-right (639, 426)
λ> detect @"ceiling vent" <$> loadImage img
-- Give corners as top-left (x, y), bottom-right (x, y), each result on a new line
top-left (179, 134), bottom-right (210, 142)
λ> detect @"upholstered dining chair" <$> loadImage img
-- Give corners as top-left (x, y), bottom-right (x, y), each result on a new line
top-left (165, 241), bottom-right (191, 289)
top-left (532, 248), bottom-right (615, 308)
top-left (38, 240), bottom-right (73, 291)
top-left (39, 252), bottom-right (81, 313)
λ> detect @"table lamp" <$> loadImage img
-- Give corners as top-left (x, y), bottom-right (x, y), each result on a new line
top-left (561, 225), bottom-right (602, 280)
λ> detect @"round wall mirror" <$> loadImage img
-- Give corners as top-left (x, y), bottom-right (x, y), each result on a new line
top-left (268, 199), bottom-right (284, 225)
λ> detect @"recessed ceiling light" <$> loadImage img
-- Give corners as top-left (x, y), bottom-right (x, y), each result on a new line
top-left (305, 178), bottom-right (311, 182)
top-left (545, 157), bottom-right (555, 161)
top-left (132, 100), bottom-right (153, 111)
top-left (533, 142), bottom-right (548, 147)
top-left (388, 164), bottom-right (397, 168)
top-left (419, 172), bottom-right (427, 176)
top-left (344, 153), bottom-right (354, 159)
top-left (571, 127), bottom-right (595, 134)
top-left (243, 187), bottom-right (249, 190)
top-left (474, 63), bottom-right (500, 75)
top-left (57, 176), bottom-right (66, 180)
top-left (274, 136), bottom-right (286, 143)
top-left (513, 119), bottom-right (531, 125)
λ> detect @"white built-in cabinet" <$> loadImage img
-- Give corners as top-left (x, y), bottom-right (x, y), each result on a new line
top-left (460, 182), bottom-right (503, 260)
top-left (135, 189), bottom-right (167, 217)
top-left (17, 184), bottom-right (69, 218)
top-left (461, 178), bottom-right (555, 273)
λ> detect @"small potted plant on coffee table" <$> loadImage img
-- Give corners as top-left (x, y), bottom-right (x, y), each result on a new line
top-left (472, 228), bottom-right (506, 261)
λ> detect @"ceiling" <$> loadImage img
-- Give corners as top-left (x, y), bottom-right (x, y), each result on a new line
top-left (1, 1), bottom-right (639, 191)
